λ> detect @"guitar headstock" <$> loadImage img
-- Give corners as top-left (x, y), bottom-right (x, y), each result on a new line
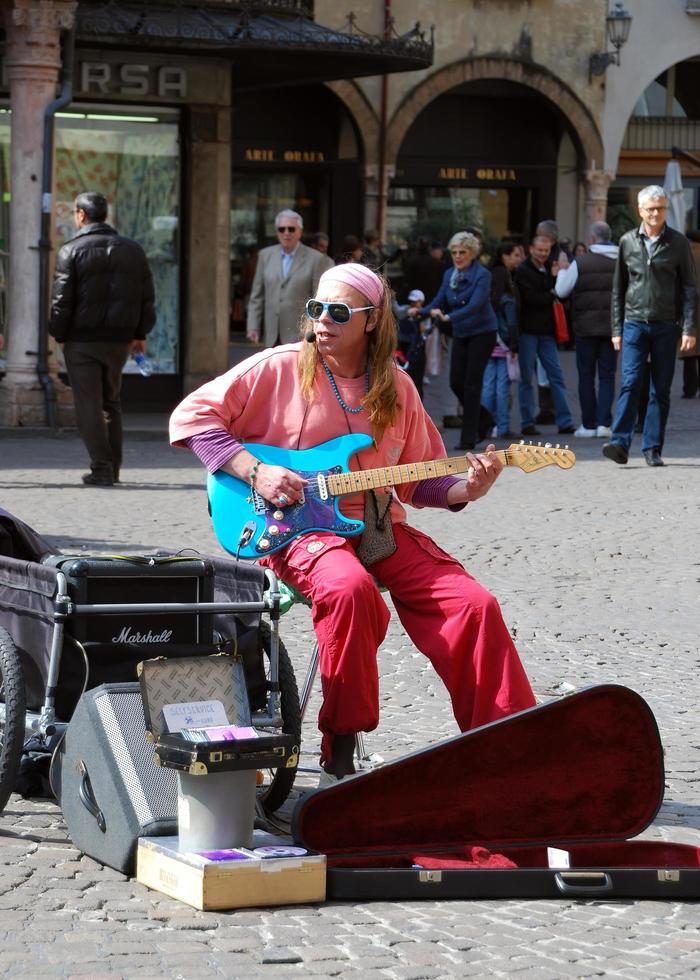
top-left (506, 442), bottom-right (576, 472)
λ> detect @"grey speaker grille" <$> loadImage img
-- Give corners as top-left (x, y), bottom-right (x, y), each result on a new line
top-left (95, 689), bottom-right (178, 822)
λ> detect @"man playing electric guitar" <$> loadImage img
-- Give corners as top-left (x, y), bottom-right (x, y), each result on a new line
top-left (170, 263), bottom-right (536, 782)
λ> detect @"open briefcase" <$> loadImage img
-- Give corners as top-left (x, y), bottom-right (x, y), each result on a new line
top-left (292, 685), bottom-right (700, 900)
top-left (138, 651), bottom-right (298, 775)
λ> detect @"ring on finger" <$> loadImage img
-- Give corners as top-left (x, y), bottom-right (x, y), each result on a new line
top-left (278, 493), bottom-right (289, 505)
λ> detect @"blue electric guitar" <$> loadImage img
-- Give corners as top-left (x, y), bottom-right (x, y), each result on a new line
top-left (208, 433), bottom-right (576, 560)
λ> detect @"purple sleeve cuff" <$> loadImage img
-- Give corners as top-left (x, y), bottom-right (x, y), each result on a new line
top-left (184, 430), bottom-right (244, 474)
top-left (412, 476), bottom-right (467, 511)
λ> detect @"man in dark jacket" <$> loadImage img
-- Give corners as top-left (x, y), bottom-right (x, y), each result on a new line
top-left (513, 235), bottom-right (574, 436)
top-left (555, 221), bottom-right (618, 438)
top-left (602, 185), bottom-right (697, 467)
top-left (49, 191), bottom-right (155, 486)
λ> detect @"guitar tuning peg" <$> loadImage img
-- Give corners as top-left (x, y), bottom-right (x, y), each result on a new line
top-left (537, 441), bottom-right (542, 446)
top-left (556, 443), bottom-right (560, 449)
top-left (545, 442), bottom-right (552, 449)
top-left (519, 439), bottom-right (525, 445)
top-left (564, 444), bottom-right (569, 450)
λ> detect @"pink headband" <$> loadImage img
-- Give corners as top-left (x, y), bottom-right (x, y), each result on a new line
top-left (318, 263), bottom-right (384, 308)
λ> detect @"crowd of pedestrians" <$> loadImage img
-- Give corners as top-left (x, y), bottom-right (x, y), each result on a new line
top-left (236, 194), bottom-right (697, 461)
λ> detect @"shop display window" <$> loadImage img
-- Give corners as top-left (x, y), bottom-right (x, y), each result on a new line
top-left (55, 106), bottom-right (181, 375)
top-left (387, 185), bottom-right (520, 254)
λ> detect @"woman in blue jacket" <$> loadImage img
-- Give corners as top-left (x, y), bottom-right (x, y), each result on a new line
top-left (411, 231), bottom-right (498, 450)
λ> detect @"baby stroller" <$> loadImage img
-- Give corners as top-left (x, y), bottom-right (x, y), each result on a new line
top-left (0, 508), bottom-right (301, 817)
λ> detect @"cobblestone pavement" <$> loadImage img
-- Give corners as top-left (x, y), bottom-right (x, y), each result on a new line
top-left (0, 352), bottom-right (699, 978)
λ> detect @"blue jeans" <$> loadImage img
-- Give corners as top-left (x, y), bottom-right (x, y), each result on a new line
top-left (575, 336), bottom-right (618, 429)
top-left (518, 334), bottom-right (573, 429)
top-left (481, 357), bottom-right (511, 435)
top-left (611, 319), bottom-right (678, 452)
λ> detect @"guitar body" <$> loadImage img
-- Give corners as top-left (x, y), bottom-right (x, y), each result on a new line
top-left (208, 433), bottom-right (374, 560)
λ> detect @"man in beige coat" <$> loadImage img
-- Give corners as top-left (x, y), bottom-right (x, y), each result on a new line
top-left (246, 209), bottom-right (333, 346)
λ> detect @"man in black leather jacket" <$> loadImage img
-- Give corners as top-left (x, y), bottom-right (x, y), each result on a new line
top-left (49, 192), bottom-right (155, 485)
top-left (603, 185), bottom-right (697, 467)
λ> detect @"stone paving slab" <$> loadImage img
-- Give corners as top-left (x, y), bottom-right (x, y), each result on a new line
top-left (0, 354), bottom-right (699, 976)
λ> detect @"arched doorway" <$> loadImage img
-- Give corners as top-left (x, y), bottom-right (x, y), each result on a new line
top-left (608, 56), bottom-right (700, 240)
top-left (230, 83), bottom-right (364, 333)
top-left (386, 74), bottom-right (593, 251)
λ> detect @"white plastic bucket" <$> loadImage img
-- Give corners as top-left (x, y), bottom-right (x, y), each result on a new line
top-left (177, 770), bottom-right (257, 851)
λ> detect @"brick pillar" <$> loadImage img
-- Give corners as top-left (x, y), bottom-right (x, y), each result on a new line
top-left (0, 0), bottom-right (76, 426)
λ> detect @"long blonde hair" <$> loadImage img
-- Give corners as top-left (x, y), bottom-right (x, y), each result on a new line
top-left (298, 272), bottom-right (399, 443)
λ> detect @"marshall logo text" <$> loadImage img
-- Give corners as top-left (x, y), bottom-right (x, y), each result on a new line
top-left (111, 627), bottom-right (174, 644)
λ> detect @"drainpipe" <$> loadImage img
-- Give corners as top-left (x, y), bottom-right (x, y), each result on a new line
top-left (377, 0), bottom-right (391, 242)
top-left (37, 23), bottom-right (76, 428)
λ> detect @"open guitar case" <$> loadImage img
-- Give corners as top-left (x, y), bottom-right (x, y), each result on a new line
top-left (292, 685), bottom-right (700, 900)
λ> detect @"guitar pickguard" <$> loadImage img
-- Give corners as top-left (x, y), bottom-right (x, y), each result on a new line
top-left (250, 465), bottom-right (362, 556)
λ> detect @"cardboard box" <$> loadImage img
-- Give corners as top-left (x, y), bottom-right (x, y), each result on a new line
top-left (136, 832), bottom-right (326, 910)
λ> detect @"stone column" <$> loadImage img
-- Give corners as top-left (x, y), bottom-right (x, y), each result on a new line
top-left (0, 0), bottom-right (76, 426)
top-left (184, 104), bottom-right (232, 393)
top-left (583, 168), bottom-right (616, 227)
top-left (363, 163), bottom-right (395, 242)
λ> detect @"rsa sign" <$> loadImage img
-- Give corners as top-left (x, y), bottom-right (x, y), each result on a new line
top-left (78, 62), bottom-right (188, 99)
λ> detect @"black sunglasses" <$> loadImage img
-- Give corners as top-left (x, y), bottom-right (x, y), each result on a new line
top-left (305, 299), bottom-right (374, 325)
top-left (277, 226), bottom-right (298, 233)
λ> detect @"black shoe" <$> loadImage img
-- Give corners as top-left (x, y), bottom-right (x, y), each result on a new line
top-left (558, 425), bottom-right (576, 434)
top-left (521, 425), bottom-right (541, 436)
top-left (602, 442), bottom-right (628, 465)
top-left (643, 448), bottom-right (664, 467)
top-left (443, 414), bottom-right (463, 429)
top-left (82, 467), bottom-right (114, 487)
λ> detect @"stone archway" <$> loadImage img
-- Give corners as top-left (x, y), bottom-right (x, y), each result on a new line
top-left (386, 56), bottom-right (603, 173)
top-left (325, 79), bottom-right (380, 155)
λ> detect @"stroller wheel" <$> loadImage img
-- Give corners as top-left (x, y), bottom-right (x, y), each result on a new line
top-left (0, 626), bottom-right (26, 814)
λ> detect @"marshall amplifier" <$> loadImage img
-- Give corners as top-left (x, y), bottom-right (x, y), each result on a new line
top-left (44, 555), bottom-right (217, 720)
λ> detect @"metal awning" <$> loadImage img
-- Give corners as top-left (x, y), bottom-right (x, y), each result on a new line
top-left (75, 1), bottom-right (434, 90)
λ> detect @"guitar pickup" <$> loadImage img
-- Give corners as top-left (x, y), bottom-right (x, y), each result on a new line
top-left (317, 474), bottom-right (328, 500)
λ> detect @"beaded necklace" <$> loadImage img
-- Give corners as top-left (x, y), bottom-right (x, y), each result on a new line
top-left (320, 356), bottom-right (368, 414)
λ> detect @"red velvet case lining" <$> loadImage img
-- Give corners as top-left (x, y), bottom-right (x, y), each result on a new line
top-left (294, 686), bottom-right (668, 864)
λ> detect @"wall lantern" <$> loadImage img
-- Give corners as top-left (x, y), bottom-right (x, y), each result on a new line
top-left (589, 2), bottom-right (632, 81)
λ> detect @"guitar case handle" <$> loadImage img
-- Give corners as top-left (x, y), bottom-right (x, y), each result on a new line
top-left (77, 760), bottom-right (106, 833)
top-left (555, 871), bottom-right (612, 896)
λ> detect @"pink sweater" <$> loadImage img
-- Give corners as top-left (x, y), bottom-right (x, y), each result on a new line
top-left (170, 343), bottom-right (451, 525)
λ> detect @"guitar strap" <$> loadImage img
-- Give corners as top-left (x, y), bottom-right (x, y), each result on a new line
top-left (335, 381), bottom-right (397, 566)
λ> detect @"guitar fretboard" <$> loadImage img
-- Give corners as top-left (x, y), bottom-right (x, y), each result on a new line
top-left (327, 450), bottom-right (510, 497)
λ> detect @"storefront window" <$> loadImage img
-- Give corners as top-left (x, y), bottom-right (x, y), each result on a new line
top-left (387, 185), bottom-right (519, 252)
top-left (55, 106), bottom-right (181, 374)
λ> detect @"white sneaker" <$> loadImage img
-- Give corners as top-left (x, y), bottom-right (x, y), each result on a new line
top-left (596, 425), bottom-right (612, 438)
top-left (574, 425), bottom-right (596, 438)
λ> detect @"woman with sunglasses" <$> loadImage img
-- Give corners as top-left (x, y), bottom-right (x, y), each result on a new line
top-left (170, 262), bottom-right (535, 783)
top-left (410, 231), bottom-right (498, 451)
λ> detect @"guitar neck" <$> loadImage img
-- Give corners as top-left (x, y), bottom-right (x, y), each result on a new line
top-left (327, 450), bottom-right (509, 497)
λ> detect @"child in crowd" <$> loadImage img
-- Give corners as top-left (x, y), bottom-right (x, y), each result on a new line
top-left (395, 288), bottom-right (431, 399)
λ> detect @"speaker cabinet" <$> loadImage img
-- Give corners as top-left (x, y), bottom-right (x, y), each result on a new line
top-left (52, 683), bottom-right (178, 873)
top-left (45, 555), bottom-right (216, 720)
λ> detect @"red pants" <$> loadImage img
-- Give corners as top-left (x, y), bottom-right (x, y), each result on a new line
top-left (262, 523), bottom-right (535, 762)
